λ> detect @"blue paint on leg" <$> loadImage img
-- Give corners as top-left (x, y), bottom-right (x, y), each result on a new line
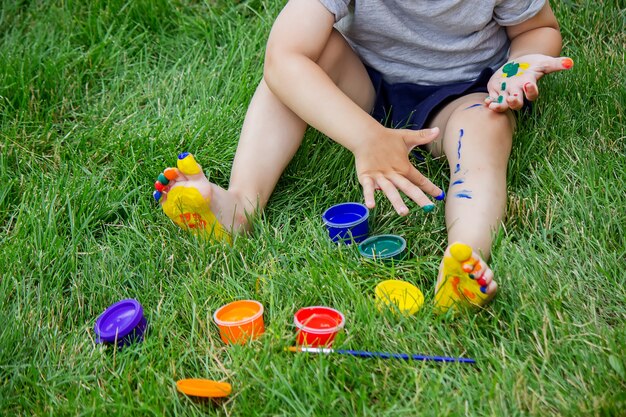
top-left (452, 179), bottom-right (465, 186)
top-left (455, 193), bottom-right (473, 199)
top-left (463, 103), bottom-right (483, 110)
top-left (454, 164), bottom-right (461, 173)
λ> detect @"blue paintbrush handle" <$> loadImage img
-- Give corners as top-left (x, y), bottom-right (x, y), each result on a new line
top-left (335, 349), bottom-right (476, 364)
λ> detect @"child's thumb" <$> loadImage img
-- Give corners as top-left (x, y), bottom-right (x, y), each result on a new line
top-left (402, 127), bottom-right (440, 151)
top-left (542, 57), bottom-right (574, 74)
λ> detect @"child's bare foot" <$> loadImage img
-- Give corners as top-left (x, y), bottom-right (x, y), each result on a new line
top-left (153, 153), bottom-right (234, 243)
top-left (434, 242), bottom-right (498, 313)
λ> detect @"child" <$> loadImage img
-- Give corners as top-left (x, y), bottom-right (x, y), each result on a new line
top-left (153, 0), bottom-right (572, 312)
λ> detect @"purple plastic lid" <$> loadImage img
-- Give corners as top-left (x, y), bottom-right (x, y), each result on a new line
top-left (94, 299), bottom-right (144, 342)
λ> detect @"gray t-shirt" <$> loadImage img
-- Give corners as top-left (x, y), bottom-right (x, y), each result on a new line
top-left (319, 0), bottom-right (545, 85)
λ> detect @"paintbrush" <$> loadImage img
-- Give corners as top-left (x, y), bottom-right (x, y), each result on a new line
top-left (288, 346), bottom-right (476, 364)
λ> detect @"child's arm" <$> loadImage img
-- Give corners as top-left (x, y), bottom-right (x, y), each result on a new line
top-left (263, 0), bottom-right (442, 215)
top-left (485, 2), bottom-right (573, 112)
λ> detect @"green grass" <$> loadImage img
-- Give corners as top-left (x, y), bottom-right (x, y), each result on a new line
top-left (1, 1), bottom-right (625, 416)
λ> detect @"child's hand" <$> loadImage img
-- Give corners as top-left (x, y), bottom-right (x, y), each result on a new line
top-left (485, 54), bottom-right (574, 112)
top-left (354, 126), bottom-right (443, 216)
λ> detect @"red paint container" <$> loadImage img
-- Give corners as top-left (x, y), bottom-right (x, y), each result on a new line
top-left (294, 306), bottom-right (345, 347)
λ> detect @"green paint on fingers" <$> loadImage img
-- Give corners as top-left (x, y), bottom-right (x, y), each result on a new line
top-left (501, 82), bottom-right (506, 91)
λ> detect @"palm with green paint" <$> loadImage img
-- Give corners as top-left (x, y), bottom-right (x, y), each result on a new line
top-left (485, 53), bottom-right (574, 112)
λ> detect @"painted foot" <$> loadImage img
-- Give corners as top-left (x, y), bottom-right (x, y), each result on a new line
top-left (434, 242), bottom-right (498, 313)
top-left (153, 152), bottom-right (232, 243)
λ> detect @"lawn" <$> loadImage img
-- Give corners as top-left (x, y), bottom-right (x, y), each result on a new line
top-left (1, 1), bottom-right (625, 416)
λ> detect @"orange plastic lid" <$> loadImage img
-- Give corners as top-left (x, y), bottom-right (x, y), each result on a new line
top-left (176, 378), bottom-right (232, 398)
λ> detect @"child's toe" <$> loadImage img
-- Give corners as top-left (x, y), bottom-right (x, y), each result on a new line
top-left (475, 267), bottom-right (493, 287)
top-left (164, 167), bottom-right (181, 181)
top-left (482, 279), bottom-right (498, 296)
top-left (154, 167), bottom-right (183, 204)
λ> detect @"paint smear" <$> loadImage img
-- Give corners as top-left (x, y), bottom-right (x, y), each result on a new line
top-left (562, 58), bottom-right (574, 69)
top-left (502, 61), bottom-right (530, 78)
top-left (463, 103), bottom-right (482, 110)
top-left (501, 82), bottom-right (506, 91)
top-left (457, 129), bottom-right (464, 159)
top-left (502, 62), bottom-right (520, 77)
top-left (452, 179), bottom-right (465, 186)
top-left (455, 193), bottom-right (473, 199)
top-left (454, 163), bottom-right (460, 174)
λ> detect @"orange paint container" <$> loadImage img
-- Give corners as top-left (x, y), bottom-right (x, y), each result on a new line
top-left (213, 300), bottom-right (265, 344)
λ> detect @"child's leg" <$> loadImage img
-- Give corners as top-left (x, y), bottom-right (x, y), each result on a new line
top-left (426, 93), bottom-right (514, 311)
top-left (155, 30), bottom-right (375, 240)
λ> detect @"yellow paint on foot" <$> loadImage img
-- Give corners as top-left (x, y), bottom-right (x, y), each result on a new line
top-left (450, 242), bottom-right (472, 261)
top-left (163, 168), bottom-right (178, 181)
top-left (162, 186), bottom-right (231, 244)
top-left (177, 154), bottom-right (202, 175)
top-left (434, 242), bottom-right (489, 313)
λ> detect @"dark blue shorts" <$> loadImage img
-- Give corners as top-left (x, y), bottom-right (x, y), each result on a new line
top-left (366, 66), bottom-right (494, 130)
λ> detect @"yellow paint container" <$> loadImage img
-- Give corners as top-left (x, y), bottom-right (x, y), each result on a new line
top-left (375, 280), bottom-right (424, 316)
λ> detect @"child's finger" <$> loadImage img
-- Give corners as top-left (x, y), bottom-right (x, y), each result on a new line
top-left (485, 87), bottom-right (509, 112)
top-left (488, 101), bottom-right (508, 112)
top-left (376, 176), bottom-right (409, 216)
top-left (401, 127), bottom-right (439, 151)
top-left (360, 176), bottom-right (376, 209)
top-left (392, 174), bottom-right (436, 213)
top-left (505, 91), bottom-right (524, 110)
top-left (523, 82), bottom-right (539, 101)
top-left (406, 167), bottom-right (444, 200)
top-left (539, 56), bottom-right (574, 75)
top-left (485, 85), bottom-right (500, 105)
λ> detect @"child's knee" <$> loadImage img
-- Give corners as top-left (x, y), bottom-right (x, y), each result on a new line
top-left (451, 107), bottom-right (513, 149)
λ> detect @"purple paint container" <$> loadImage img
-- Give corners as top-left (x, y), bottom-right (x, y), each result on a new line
top-left (94, 299), bottom-right (147, 347)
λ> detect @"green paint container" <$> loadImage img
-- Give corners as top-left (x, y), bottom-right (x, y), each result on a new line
top-left (358, 234), bottom-right (407, 261)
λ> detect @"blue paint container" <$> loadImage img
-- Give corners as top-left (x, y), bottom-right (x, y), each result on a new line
top-left (322, 202), bottom-right (369, 244)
